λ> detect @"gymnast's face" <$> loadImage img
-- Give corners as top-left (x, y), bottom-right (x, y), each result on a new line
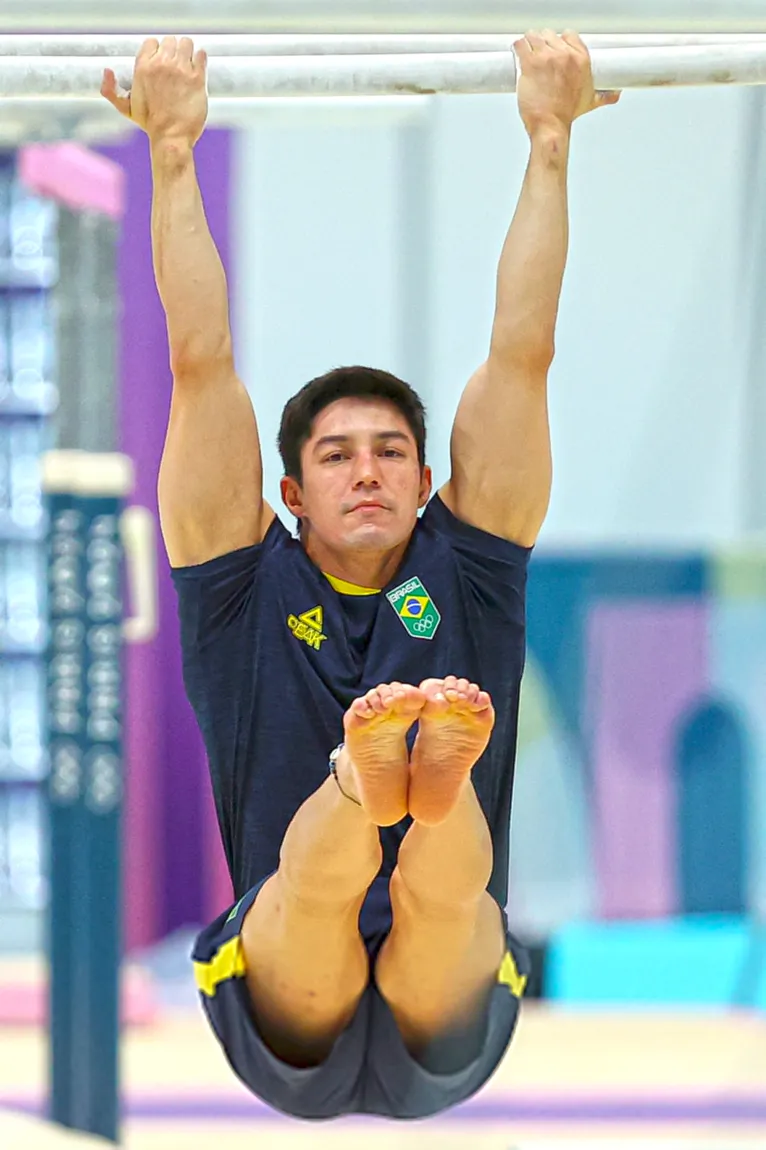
top-left (281, 397), bottom-right (432, 556)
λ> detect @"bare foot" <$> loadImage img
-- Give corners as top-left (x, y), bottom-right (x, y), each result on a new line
top-left (342, 682), bottom-right (425, 826)
top-left (408, 676), bottom-right (495, 826)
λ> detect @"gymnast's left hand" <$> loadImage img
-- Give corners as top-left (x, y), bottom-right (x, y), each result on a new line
top-left (101, 36), bottom-right (209, 147)
top-left (514, 30), bottom-right (621, 139)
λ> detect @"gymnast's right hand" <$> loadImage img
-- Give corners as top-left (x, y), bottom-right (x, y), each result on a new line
top-left (100, 36), bottom-right (208, 146)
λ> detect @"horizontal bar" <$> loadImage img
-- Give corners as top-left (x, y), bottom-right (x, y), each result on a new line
top-left (1, 1), bottom-right (766, 34)
top-left (0, 34), bottom-right (765, 57)
top-left (3, 44), bottom-right (766, 99)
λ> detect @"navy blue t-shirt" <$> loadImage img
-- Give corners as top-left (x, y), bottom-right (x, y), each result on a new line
top-left (172, 495), bottom-right (530, 935)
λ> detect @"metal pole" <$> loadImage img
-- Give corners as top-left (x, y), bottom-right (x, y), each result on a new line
top-left (0, 33), bottom-right (764, 56)
top-left (2, 45), bottom-right (766, 99)
top-left (0, 1), bottom-right (765, 34)
top-left (45, 451), bottom-right (133, 1145)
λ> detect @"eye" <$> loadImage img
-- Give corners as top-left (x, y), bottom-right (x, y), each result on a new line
top-left (382, 448), bottom-right (404, 458)
top-left (324, 451), bottom-right (346, 463)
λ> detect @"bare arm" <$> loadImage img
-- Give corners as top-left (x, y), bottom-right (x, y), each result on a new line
top-left (441, 31), bottom-right (619, 547)
top-left (103, 38), bottom-right (271, 568)
top-left (151, 138), bottom-right (270, 566)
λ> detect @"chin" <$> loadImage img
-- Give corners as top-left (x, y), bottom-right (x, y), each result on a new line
top-left (345, 521), bottom-right (410, 551)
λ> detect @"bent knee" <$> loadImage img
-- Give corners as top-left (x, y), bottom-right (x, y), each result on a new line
top-left (395, 834), bottom-right (494, 912)
top-left (279, 816), bottom-right (382, 908)
top-left (242, 872), bottom-right (371, 987)
top-left (376, 886), bottom-right (505, 1017)
top-left (387, 859), bottom-right (493, 922)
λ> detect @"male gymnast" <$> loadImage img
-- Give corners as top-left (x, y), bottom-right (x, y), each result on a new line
top-left (102, 31), bottom-right (618, 1120)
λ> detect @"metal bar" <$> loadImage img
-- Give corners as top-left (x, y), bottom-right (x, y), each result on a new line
top-left (0, 1), bottom-right (766, 34)
top-left (3, 54), bottom-right (518, 99)
top-left (0, 33), bottom-right (765, 57)
top-left (3, 45), bottom-right (766, 100)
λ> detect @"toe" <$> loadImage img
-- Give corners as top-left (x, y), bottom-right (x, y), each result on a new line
top-left (366, 688), bottom-right (387, 714)
top-left (401, 683), bottom-right (426, 711)
top-left (347, 696), bottom-right (373, 723)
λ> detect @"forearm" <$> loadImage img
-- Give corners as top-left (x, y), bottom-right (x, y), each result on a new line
top-left (490, 126), bottom-right (571, 370)
top-left (151, 138), bottom-right (232, 374)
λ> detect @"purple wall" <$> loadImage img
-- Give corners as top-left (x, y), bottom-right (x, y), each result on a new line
top-left (100, 130), bottom-right (232, 949)
top-left (587, 601), bottom-right (709, 919)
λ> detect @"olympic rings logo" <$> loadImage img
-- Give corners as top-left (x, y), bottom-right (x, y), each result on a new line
top-left (412, 616), bottom-right (435, 633)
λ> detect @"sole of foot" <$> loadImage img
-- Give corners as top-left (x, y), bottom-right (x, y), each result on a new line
top-left (343, 682), bottom-right (425, 826)
top-left (408, 676), bottom-right (495, 826)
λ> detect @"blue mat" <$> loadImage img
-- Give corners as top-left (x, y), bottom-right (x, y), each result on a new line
top-left (547, 917), bottom-right (766, 1007)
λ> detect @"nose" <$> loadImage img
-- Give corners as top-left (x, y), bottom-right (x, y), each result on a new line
top-left (351, 449), bottom-right (382, 488)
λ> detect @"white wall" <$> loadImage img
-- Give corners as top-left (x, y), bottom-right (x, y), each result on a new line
top-left (232, 86), bottom-right (755, 546)
top-left (231, 113), bottom-right (418, 519)
top-left (550, 86), bottom-right (749, 546)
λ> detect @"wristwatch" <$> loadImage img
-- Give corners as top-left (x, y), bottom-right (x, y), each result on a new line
top-left (328, 743), bottom-right (361, 806)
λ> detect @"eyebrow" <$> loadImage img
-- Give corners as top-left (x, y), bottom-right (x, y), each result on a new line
top-left (313, 431), bottom-right (412, 452)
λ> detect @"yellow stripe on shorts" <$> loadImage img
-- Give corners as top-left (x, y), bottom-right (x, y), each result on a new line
top-left (194, 935), bottom-right (247, 998)
top-left (497, 950), bottom-right (527, 998)
top-left (195, 936), bottom-right (525, 1001)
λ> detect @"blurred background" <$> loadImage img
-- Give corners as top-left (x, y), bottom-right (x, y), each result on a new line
top-left (0, 10), bottom-right (766, 1147)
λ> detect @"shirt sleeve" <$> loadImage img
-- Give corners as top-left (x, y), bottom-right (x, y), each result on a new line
top-left (422, 494), bottom-right (532, 622)
top-left (170, 515), bottom-right (289, 654)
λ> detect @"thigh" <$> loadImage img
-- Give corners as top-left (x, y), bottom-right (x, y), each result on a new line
top-left (239, 870), bottom-right (371, 1067)
top-left (193, 883), bottom-right (372, 1119)
top-left (363, 946), bottom-right (526, 1118)
top-left (375, 872), bottom-right (508, 1060)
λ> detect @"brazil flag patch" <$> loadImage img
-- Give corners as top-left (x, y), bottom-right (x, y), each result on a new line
top-left (386, 576), bottom-right (441, 640)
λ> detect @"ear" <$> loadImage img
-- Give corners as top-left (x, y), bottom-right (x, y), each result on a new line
top-left (280, 475), bottom-right (305, 520)
top-left (418, 465), bottom-right (433, 509)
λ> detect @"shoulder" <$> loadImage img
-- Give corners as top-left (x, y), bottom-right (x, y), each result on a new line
top-left (172, 512), bottom-right (289, 586)
top-left (171, 513), bottom-right (293, 641)
top-left (421, 491), bottom-right (533, 570)
top-left (415, 493), bottom-right (533, 625)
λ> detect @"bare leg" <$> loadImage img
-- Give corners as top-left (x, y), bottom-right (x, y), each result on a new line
top-left (240, 682), bottom-right (424, 1067)
top-left (241, 775), bottom-right (380, 1067)
top-left (375, 678), bottom-right (506, 1070)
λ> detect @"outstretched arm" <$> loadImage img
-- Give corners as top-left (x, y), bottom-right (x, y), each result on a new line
top-left (103, 37), bottom-right (272, 568)
top-left (440, 31), bottom-right (619, 547)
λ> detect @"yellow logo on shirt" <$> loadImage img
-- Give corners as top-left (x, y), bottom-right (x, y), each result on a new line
top-left (287, 605), bottom-right (327, 650)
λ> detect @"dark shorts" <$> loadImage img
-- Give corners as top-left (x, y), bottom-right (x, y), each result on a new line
top-left (192, 879), bottom-right (529, 1121)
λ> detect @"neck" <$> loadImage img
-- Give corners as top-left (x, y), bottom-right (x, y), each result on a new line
top-left (303, 532), bottom-right (410, 590)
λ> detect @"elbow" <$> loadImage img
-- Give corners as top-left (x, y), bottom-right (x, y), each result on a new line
top-left (170, 336), bottom-right (235, 385)
top-left (489, 334), bottom-right (556, 377)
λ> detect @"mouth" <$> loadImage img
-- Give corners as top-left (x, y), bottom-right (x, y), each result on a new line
top-left (349, 502), bottom-right (388, 513)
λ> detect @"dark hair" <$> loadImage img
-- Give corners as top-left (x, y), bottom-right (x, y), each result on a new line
top-left (278, 365), bottom-right (427, 483)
